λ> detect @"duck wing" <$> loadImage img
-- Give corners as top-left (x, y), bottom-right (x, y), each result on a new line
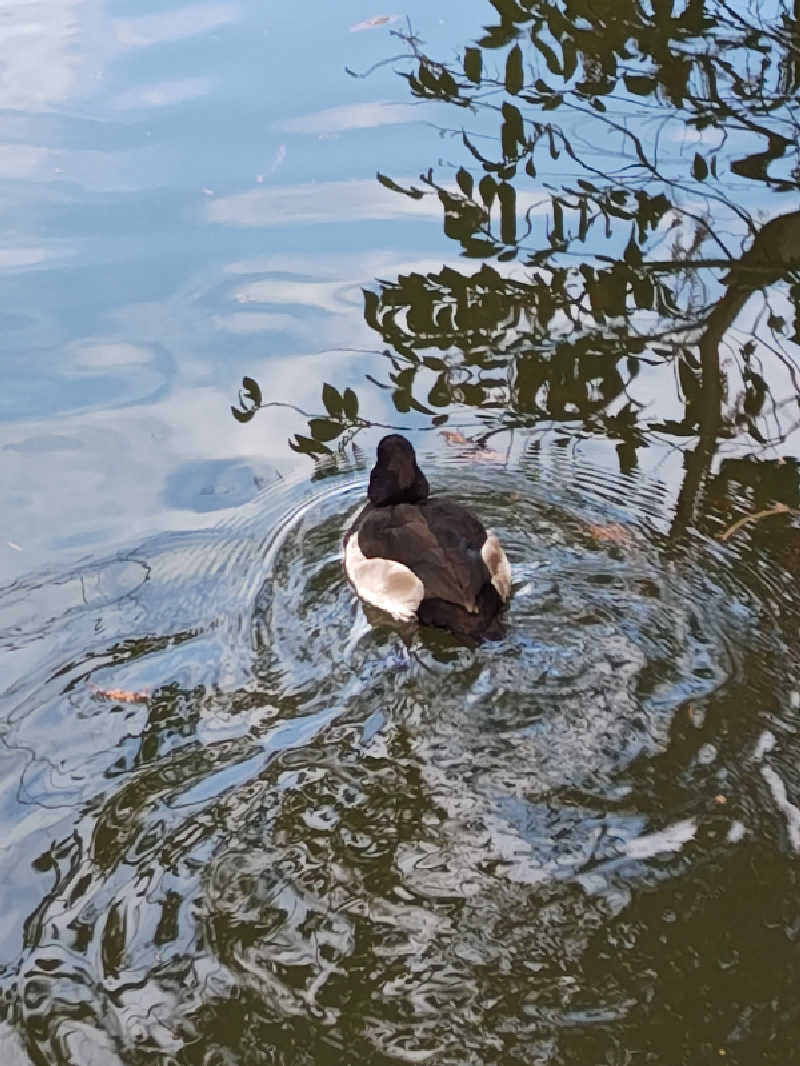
top-left (351, 500), bottom-right (490, 614)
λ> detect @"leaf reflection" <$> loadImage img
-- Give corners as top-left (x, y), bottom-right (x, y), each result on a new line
top-left (233, 0), bottom-right (800, 535)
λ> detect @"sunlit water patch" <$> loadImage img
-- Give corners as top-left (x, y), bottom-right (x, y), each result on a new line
top-left (0, 449), bottom-right (797, 1064)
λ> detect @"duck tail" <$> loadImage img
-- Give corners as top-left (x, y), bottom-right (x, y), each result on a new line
top-left (417, 583), bottom-right (505, 644)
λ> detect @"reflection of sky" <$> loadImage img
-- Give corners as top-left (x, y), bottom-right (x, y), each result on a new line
top-left (0, 0), bottom-right (798, 582)
top-left (0, 0), bottom-right (489, 580)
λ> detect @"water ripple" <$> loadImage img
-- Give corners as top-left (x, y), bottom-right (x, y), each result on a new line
top-left (0, 449), bottom-right (796, 1064)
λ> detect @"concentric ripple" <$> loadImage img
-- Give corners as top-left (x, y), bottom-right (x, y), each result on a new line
top-left (0, 446), bottom-right (797, 1065)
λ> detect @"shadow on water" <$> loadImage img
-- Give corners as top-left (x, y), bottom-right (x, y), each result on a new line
top-left (3, 0), bottom-right (800, 1063)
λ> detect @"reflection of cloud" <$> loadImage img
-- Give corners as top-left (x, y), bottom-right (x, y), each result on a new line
top-left (211, 311), bottom-right (299, 335)
top-left (0, 0), bottom-right (81, 108)
top-left (0, 245), bottom-right (72, 270)
top-left (68, 341), bottom-right (155, 370)
top-left (115, 77), bottom-right (215, 110)
top-left (231, 278), bottom-right (363, 313)
top-left (270, 144), bottom-right (286, 173)
top-left (208, 179), bottom-right (552, 228)
top-left (280, 101), bottom-right (420, 135)
top-left (207, 179), bottom-right (442, 227)
top-left (114, 4), bottom-right (235, 47)
top-left (0, 145), bottom-right (50, 178)
top-left (0, 354), bottom-right (357, 581)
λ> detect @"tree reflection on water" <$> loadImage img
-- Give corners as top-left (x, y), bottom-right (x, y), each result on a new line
top-left (234, 0), bottom-right (800, 535)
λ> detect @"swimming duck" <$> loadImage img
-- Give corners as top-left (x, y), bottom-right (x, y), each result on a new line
top-left (344, 434), bottom-right (511, 640)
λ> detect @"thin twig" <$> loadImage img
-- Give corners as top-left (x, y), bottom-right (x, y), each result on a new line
top-left (718, 502), bottom-right (800, 542)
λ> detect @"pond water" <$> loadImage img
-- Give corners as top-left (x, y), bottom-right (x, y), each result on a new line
top-left (2, 1), bottom-right (800, 1064)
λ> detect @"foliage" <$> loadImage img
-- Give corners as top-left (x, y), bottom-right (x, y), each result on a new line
top-left (233, 0), bottom-right (800, 521)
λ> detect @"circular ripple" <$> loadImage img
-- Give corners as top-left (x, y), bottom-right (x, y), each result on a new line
top-left (0, 446), bottom-right (794, 1065)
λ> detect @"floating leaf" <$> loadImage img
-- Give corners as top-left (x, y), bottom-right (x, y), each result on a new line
top-left (350, 14), bottom-right (400, 32)
top-left (587, 522), bottom-right (632, 545)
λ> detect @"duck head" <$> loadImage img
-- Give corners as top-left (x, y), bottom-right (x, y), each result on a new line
top-left (368, 434), bottom-right (430, 507)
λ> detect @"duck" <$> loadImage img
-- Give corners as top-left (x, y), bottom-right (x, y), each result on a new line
top-left (343, 434), bottom-right (511, 641)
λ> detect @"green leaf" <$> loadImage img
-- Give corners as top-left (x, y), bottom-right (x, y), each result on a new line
top-left (342, 387), bottom-right (359, 420)
top-left (308, 418), bottom-right (343, 442)
top-left (632, 274), bottom-right (654, 309)
top-left (505, 44), bottom-right (524, 94)
top-left (498, 182), bottom-right (516, 245)
top-left (101, 901), bottom-right (126, 979)
top-left (393, 389), bottom-right (411, 413)
top-left (456, 167), bottom-right (473, 198)
top-left (231, 406), bottom-right (255, 423)
top-left (561, 38), bottom-right (577, 81)
top-left (363, 288), bottom-right (380, 329)
top-left (376, 172), bottom-right (425, 200)
top-left (501, 101), bottom-right (525, 160)
top-left (428, 376), bottom-right (452, 408)
top-left (322, 383), bottom-right (343, 418)
top-left (290, 434), bottom-right (332, 457)
top-left (578, 197), bottom-right (589, 241)
top-left (692, 152), bottom-right (708, 181)
top-left (464, 46), bottom-right (482, 84)
top-left (551, 198), bottom-right (564, 242)
top-left (623, 226), bottom-right (643, 266)
top-left (743, 371), bottom-right (767, 415)
top-left (532, 34), bottom-right (562, 77)
top-left (242, 376), bottom-right (262, 406)
top-left (478, 174), bottom-right (497, 211)
top-left (623, 73), bottom-right (657, 96)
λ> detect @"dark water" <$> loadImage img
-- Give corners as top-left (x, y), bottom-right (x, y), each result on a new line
top-left (3, 0), bottom-right (800, 1063)
top-left (2, 449), bottom-right (799, 1064)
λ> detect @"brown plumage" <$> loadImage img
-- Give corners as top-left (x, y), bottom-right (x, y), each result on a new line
top-left (343, 435), bottom-right (511, 641)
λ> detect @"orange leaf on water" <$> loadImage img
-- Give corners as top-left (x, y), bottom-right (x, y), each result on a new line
top-left (440, 430), bottom-right (468, 446)
top-left (350, 14), bottom-right (400, 31)
top-left (586, 522), bottom-right (632, 545)
top-left (89, 682), bottom-right (150, 704)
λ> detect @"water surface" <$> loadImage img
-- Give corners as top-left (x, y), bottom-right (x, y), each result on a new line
top-left (2, 0), bottom-right (800, 1063)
